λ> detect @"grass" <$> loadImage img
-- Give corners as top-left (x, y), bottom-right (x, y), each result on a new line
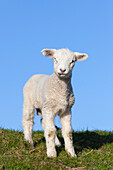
top-left (0, 129), bottom-right (113, 169)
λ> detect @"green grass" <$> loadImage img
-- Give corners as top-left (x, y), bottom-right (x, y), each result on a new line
top-left (0, 129), bottom-right (113, 169)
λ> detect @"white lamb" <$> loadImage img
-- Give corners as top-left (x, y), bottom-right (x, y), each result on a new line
top-left (22, 48), bottom-right (88, 157)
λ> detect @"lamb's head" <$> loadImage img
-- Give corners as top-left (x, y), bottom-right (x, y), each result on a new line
top-left (41, 48), bottom-right (88, 79)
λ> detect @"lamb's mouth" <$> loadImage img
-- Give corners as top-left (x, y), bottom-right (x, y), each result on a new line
top-left (58, 72), bottom-right (65, 76)
top-left (58, 72), bottom-right (68, 77)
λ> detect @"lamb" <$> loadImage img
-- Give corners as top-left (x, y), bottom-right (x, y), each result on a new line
top-left (22, 48), bottom-right (88, 157)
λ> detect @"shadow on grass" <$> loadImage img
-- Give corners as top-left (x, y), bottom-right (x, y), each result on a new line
top-left (56, 130), bottom-right (113, 155)
top-left (72, 130), bottom-right (113, 154)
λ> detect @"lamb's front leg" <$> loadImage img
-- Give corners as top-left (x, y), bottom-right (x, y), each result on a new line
top-left (42, 110), bottom-right (57, 157)
top-left (60, 110), bottom-right (77, 157)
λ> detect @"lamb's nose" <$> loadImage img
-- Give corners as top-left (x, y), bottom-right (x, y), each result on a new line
top-left (60, 68), bottom-right (66, 73)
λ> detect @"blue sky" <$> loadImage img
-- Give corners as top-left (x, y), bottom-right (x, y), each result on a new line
top-left (0, 0), bottom-right (113, 131)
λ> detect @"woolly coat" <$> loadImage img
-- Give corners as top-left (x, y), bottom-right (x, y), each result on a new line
top-left (23, 73), bottom-right (75, 116)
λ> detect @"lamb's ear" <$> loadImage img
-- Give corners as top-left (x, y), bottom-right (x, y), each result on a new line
top-left (74, 52), bottom-right (88, 61)
top-left (41, 49), bottom-right (56, 58)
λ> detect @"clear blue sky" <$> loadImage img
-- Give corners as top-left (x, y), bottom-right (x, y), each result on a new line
top-left (0, 0), bottom-right (113, 131)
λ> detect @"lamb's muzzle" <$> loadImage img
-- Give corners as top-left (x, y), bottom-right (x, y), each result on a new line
top-left (22, 48), bottom-right (88, 157)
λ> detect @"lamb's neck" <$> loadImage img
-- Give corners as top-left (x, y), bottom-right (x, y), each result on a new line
top-left (51, 73), bottom-right (72, 91)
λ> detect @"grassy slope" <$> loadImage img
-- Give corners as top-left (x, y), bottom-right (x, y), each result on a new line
top-left (0, 129), bottom-right (113, 169)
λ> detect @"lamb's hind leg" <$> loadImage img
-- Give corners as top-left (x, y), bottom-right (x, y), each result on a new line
top-left (22, 101), bottom-right (34, 146)
top-left (41, 118), bottom-right (61, 147)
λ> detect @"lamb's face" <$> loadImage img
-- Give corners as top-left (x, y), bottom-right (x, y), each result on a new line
top-left (53, 49), bottom-right (76, 78)
top-left (41, 48), bottom-right (88, 79)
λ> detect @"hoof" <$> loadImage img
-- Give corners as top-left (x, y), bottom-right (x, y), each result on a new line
top-left (47, 150), bottom-right (57, 158)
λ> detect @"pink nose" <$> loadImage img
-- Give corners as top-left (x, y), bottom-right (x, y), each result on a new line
top-left (60, 68), bottom-right (66, 73)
